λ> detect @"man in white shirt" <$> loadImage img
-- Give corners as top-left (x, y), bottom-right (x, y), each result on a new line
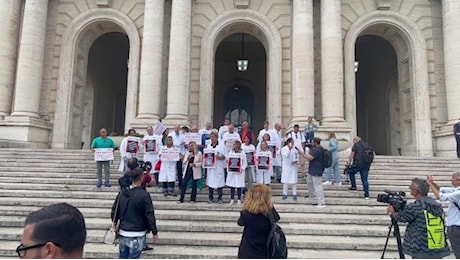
top-left (222, 125), bottom-right (242, 154)
top-left (257, 121), bottom-right (271, 143)
top-left (287, 124), bottom-right (306, 173)
top-left (218, 118), bottom-right (231, 141)
top-left (271, 123), bottom-right (283, 182)
top-left (169, 124), bottom-right (186, 189)
top-left (199, 122), bottom-right (213, 148)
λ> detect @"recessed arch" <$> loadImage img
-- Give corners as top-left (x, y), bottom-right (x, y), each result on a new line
top-left (199, 9), bottom-right (282, 128)
top-left (52, 8), bottom-right (140, 149)
top-left (344, 11), bottom-right (433, 156)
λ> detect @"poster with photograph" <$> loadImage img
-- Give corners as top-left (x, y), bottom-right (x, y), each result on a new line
top-left (184, 133), bottom-right (202, 144)
top-left (256, 151), bottom-right (271, 171)
top-left (126, 136), bottom-right (139, 153)
top-left (203, 148), bottom-right (216, 169)
top-left (144, 139), bottom-right (157, 153)
top-left (246, 151), bottom-right (255, 166)
top-left (227, 152), bottom-right (242, 173)
top-left (267, 141), bottom-right (277, 159)
top-left (94, 148), bottom-right (114, 161)
top-left (160, 147), bottom-right (180, 161)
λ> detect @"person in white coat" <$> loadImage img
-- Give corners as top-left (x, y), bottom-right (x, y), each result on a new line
top-left (255, 141), bottom-right (273, 185)
top-left (226, 140), bottom-right (247, 205)
top-left (119, 129), bottom-right (141, 172)
top-left (159, 136), bottom-right (178, 196)
top-left (271, 123), bottom-right (283, 182)
top-left (281, 138), bottom-right (299, 201)
top-left (206, 131), bottom-right (226, 204)
top-left (242, 136), bottom-right (256, 191)
top-left (143, 126), bottom-right (163, 186)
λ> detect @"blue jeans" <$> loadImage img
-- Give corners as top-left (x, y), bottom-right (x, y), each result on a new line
top-left (273, 166), bottom-right (281, 180)
top-left (325, 155), bottom-right (340, 183)
top-left (348, 165), bottom-right (370, 197)
top-left (305, 132), bottom-right (315, 144)
top-left (119, 235), bottom-right (144, 259)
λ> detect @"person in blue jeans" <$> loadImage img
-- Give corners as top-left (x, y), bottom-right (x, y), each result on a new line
top-left (347, 136), bottom-right (374, 199)
top-left (323, 132), bottom-right (340, 185)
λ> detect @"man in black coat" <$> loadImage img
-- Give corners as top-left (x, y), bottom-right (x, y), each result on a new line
top-left (111, 168), bottom-right (158, 259)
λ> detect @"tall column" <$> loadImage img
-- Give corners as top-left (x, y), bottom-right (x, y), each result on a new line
top-left (137, 0), bottom-right (164, 121)
top-left (290, 0), bottom-right (314, 126)
top-left (442, 0), bottom-right (460, 124)
top-left (11, 0), bottom-right (49, 118)
top-left (0, 1), bottom-right (22, 117)
top-left (163, 0), bottom-right (191, 126)
top-left (320, 0), bottom-right (345, 124)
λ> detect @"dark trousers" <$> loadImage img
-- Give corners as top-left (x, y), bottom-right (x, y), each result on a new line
top-left (176, 161), bottom-right (183, 189)
top-left (305, 132), bottom-right (315, 144)
top-left (448, 226), bottom-right (460, 258)
top-left (179, 171), bottom-right (198, 202)
top-left (230, 187), bottom-right (242, 200)
top-left (162, 181), bottom-right (175, 193)
top-left (456, 135), bottom-right (460, 158)
top-left (348, 165), bottom-right (370, 197)
top-left (153, 172), bottom-right (160, 187)
top-left (209, 187), bottom-right (223, 201)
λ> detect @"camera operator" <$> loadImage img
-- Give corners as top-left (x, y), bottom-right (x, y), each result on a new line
top-left (387, 178), bottom-right (450, 259)
top-left (427, 173), bottom-right (460, 258)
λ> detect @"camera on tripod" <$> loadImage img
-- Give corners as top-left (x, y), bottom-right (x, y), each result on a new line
top-left (377, 190), bottom-right (407, 212)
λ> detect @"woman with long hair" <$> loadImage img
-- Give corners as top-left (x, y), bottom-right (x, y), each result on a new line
top-left (324, 131), bottom-right (340, 185)
top-left (226, 140), bottom-right (247, 205)
top-left (178, 141), bottom-right (202, 203)
top-left (255, 141), bottom-right (273, 185)
top-left (281, 137), bottom-right (299, 201)
top-left (159, 136), bottom-right (177, 196)
top-left (237, 184), bottom-right (280, 259)
top-left (242, 135), bottom-right (256, 192)
top-left (206, 131), bottom-right (226, 204)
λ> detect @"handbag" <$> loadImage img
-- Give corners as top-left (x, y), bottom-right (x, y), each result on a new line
top-left (104, 193), bottom-right (121, 245)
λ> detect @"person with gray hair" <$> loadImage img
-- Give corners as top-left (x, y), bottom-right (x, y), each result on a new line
top-left (16, 203), bottom-right (86, 259)
top-left (428, 172), bottom-right (460, 258)
top-left (387, 178), bottom-right (450, 259)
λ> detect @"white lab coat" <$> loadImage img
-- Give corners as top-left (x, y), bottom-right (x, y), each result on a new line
top-left (242, 143), bottom-right (256, 182)
top-left (225, 151), bottom-right (247, 188)
top-left (143, 134), bottom-right (162, 166)
top-left (281, 145), bottom-right (299, 184)
top-left (159, 147), bottom-right (178, 182)
top-left (206, 143), bottom-right (226, 188)
top-left (255, 150), bottom-right (273, 184)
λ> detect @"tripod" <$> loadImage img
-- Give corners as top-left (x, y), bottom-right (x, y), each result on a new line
top-left (381, 218), bottom-right (404, 259)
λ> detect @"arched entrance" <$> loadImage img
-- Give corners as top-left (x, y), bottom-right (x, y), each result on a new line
top-left (83, 32), bottom-right (129, 146)
top-left (355, 35), bottom-right (399, 155)
top-left (213, 33), bottom-right (266, 128)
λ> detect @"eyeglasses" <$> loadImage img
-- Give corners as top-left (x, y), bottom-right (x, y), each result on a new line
top-left (16, 242), bottom-right (61, 258)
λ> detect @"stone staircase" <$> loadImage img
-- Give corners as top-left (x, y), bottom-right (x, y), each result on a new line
top-left (0, 149), bottom-right (459, 258)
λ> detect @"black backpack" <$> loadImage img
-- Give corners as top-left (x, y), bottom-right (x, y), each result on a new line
top-left (360, 142), bottom-right (374, 164)
top-left (322, 148), bottom-right (332, 168)
top-left (266, 209), bottom-right (288, 259)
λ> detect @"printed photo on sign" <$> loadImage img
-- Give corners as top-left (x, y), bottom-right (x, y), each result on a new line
top-left (257, 155), bottom-right (270, 170)
top-left (227, 153), bottom-right (242, 173)
top-left (267, 141), bottom-right (277, 158)
top-left (203, 148), bottom-right (216, 169)
top-left (246, 152), bottom-right (255, 166)
top-left (144, 139), bottom-right (157, 153)
top-left (126, 140), bottom-right (138, 153)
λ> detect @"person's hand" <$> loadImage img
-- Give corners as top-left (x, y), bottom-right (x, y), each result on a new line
top-left (152, 233), bottom-right (159, 243)
top-left (387, 205), bottom-right (395, 218)
top-left (427, 175), bottom-right (434, 184)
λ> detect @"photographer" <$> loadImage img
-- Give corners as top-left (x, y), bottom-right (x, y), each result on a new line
top-left (387, 178), bottom-right (450, 259)
top-left (427, 173), bottom-right (460, 258)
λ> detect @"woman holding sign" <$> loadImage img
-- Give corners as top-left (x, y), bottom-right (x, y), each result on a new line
top-left (205, 131), bottom-right (226, 204)
top-left (281, 138), bottom-right (299, 201)
top-left (226, 141), bottom-right (248, 206)
top-left (255, 141), bottom-right (273, 185)
top-left (159, 136), bottom-right (178, 196)
top-left (242, 136), bottom-right (256, 192)
top-left (179, 142), bottom-right (202, 203)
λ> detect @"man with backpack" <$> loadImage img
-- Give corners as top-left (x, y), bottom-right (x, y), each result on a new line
top-left (301, 137), bottom-right (327, 208)
top-left (347, 136), bottom-right (374, 200)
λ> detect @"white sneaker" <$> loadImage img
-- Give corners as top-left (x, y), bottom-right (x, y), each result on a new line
top-left (229, 200), bottom-right (234, 206)
top-left (323, 180), bottom-right (332, 185)
top-left (237, 200), bottom-right (242, 205)
top-left (364, 197), bottom-right (370, 200)
top-left (335, 182), bottom-right (342, 186)
top-left (314, 204), bottom-right (327, 208)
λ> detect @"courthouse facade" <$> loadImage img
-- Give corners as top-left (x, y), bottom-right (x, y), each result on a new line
top-left (0, 0), bottom-right (459, 157)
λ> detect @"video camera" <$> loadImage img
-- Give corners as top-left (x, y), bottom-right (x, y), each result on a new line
top-left (376, 190), bottom-right (407, 212)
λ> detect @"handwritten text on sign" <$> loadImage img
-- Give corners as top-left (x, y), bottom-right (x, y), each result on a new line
top-left (94, 148), bottom-right (114, 161)
top-left (160, 147), bottom-right (180, 161)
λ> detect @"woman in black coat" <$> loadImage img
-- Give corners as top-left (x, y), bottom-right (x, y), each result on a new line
top-left (237, 184), bottom-right (280, 258)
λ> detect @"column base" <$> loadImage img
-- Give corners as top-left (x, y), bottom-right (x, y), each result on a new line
top-left (433, 124), bottom-right (457, 157)
top-left (0, 116), bottom-right (51, 148)
top-left (10, 111), bottom-right (40, 118)
top-left (162, 114), bottom-right (191, 128)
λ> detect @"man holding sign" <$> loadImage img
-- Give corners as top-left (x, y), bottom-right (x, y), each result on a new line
top-left (91, 128), bottom-right (116, 188)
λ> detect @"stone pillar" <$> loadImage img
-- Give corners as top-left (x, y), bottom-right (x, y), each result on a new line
top-left (137, 0), bottom-right (164, 122)
top-left (442, 0), bottom-right (460, 124)
top-left (11, 0), bottom-right (49, 118)
top-left (163, 0), bottom-right (191, 126)
top-left (320, 0), bottom-right (345, 124)
top-left (0, 1), bottom-right (22, 117)
top-left (290, 0), bottom-right (314, 126)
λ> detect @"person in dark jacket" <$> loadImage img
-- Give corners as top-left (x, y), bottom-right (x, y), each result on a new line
top-left (347, 136), bottom-right (374, 199)
top-left (111, 168), bottom-right (159, 259)
top-left (387, 178), bottom-right (450, 259)
top-left (237, 184), bottom-right (280, 259)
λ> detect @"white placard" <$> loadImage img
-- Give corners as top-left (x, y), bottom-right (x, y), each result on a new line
top-left (160, 147), bottom-right (180, 161)
top-left (94, 148), bottom-right (114, 161)
top-left (203, 148), bottom-right (216, 169)
top-left (153, 123), bottom-right (167, 136)
top-left (184, 133), bottom-right (201, 144)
